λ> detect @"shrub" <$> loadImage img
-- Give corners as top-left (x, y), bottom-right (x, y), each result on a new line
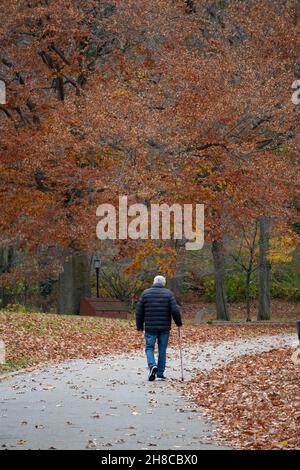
top-left (270, 269), bottom-right (300, 300)
top-left (4, 303), bottom-right (32, 313)
top-left (201, 266), bottom-right (300, 302)
top-left (202, 273), bottom-right (258, 303)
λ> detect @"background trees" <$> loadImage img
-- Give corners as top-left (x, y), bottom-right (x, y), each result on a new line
top-left (0, 0), bottom-right (299, 316)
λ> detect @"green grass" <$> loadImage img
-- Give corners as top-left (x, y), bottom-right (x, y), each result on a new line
top-left (0, 358), bottom-right (33, 374)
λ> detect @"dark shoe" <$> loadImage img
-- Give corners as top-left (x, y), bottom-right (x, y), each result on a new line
top-left (157, 375), bottom-right (167, 381)
top-left (148, 366), bottom-right (157, 381)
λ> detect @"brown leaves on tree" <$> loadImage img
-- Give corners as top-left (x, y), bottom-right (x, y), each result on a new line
top-left (1, 0), bottom-right (300, 285)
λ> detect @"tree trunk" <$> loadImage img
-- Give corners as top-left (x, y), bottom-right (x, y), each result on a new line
top-left (58, 252), bottom-right (91, 314)
top-left (212, 239), bottom-right (230, 321)
top-left (295, 0), bottom-right (300, 24)
top-left (245, 270), bottom-right (251, 322)
top-left (24, 281), bottom-right (29, 310)
top-left (257, 216), bottom-right (271, 320)
top-left (169, 240), bottom-right (185, 304)
top-left (0, 246), bottom-right (14, 308)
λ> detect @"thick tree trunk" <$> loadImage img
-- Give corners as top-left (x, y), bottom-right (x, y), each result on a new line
top-left (212, 239), bottom-right (230, 321)
top-left (257, 216), bottom-right (271, 321)
top-left (58, 252), bottom-right (91, 314)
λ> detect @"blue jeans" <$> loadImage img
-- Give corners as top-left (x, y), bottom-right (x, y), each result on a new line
top-left (144, 330), bottom-right (170, 377)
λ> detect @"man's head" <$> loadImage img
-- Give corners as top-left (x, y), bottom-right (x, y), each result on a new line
top-left (153, 275), bottom-right (166, 286)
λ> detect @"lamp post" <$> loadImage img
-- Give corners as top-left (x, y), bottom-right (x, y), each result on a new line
top-left (94, 255), bottom-right (101, 298)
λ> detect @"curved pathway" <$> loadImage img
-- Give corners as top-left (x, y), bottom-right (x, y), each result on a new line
top-left (0, 333), bottom-right (295, 450)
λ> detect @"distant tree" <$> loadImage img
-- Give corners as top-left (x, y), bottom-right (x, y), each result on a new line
top-left (230, 223), bottom-right (259, 322)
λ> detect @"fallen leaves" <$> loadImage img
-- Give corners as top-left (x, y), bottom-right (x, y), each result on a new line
top-left (183, 300), bottom-right (300, 322)
top-left (177, 323), bottom-right (294, 349)
top-left (85, 439), bottom-right (97, 449)
top-left (185, 347), bottom-right (300, 450)
top-left (0, 309), bottom-right (294, 374)
top-left (0, 311), bottom-right (144, 373)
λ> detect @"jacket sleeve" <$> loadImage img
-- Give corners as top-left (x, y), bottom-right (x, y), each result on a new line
top-left (136, 293), bottom-right (145, 331)
top-left (169, 293), bottom-right (183, 327)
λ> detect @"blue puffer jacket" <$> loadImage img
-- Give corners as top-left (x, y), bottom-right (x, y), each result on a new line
top-left (136, 284), bottom-right (182, 332)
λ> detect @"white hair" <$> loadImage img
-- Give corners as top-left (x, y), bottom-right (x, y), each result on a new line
top-left (153, 275), bottom-right (166, 286)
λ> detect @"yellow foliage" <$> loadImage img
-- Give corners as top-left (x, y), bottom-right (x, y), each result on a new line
top-left (269, 236), bottom-right (295, 263)
top-left (124, 240), bottom-right (177, 277)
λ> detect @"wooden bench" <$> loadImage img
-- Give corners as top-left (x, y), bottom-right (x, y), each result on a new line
top-left (80, 297), bottom-right (129, 319)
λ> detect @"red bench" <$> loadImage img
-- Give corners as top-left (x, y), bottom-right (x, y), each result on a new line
top-left (80, 297), bottom-right (128, 319)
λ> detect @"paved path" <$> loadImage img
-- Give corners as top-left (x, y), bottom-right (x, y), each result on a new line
top-left (0, 333), bottom-right (295, 450)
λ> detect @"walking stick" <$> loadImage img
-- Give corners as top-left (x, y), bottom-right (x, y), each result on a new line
top-left (178, 327), bottom-right (184, 381)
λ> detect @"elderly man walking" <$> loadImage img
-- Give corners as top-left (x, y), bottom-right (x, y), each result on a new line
top-left (136, 275), bottom-right (183, 381)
